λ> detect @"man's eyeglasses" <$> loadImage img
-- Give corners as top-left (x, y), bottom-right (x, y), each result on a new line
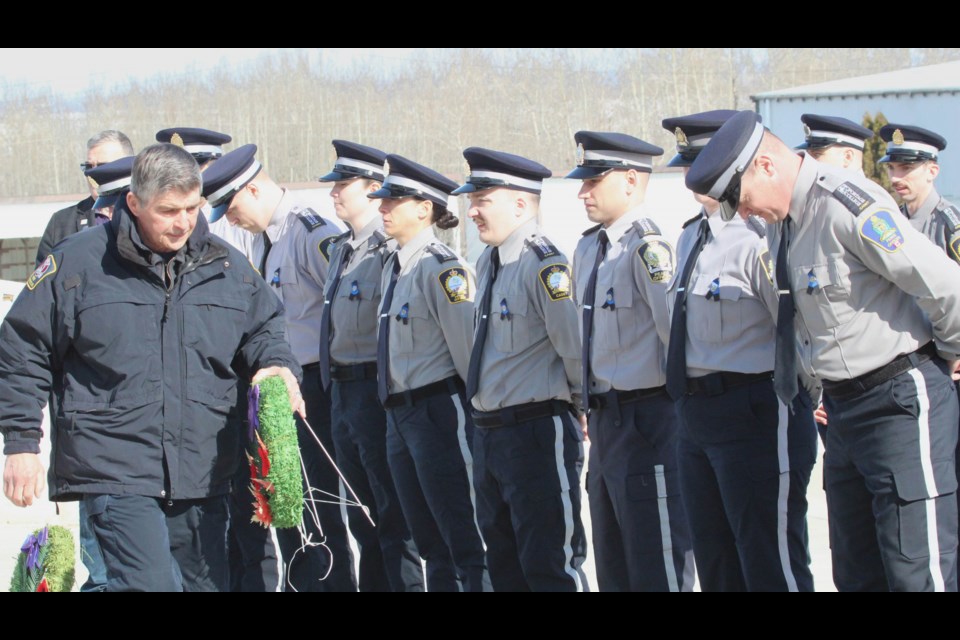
top-left (80, 162), bottom-right (102, 171)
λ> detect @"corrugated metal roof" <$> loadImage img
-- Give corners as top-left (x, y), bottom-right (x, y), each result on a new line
top-left (753, 61), bottom-right (960, 101)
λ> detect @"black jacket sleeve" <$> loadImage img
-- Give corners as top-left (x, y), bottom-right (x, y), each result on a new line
top-left (236, 275), bottom-right (302, 384)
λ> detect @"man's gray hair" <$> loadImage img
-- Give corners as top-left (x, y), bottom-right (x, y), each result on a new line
top-left (131, 144), bottom-right (202, 204)
top-left (87, 130), bottom-right (135, 155)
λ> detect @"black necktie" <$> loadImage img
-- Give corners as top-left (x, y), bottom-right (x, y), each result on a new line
top-left (666, 217), bottom-right (710, 400)
top-left (376, 257), bottom-right (402, 405)
top-left (319, 242), bottom-right (355, 391)
top-left (581, 230), bottom-right (609, 406)
top-left (466, 247), bottom-right (501, 402)
top-left (774, 218), bottom-right (799, 404)
top-left (259, 232), bottom-right (273, 281)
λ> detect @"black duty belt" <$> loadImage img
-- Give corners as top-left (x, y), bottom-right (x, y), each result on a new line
top-left (589, 386), bottom-right (666, 410)
top-left (822, 342), bottom-right (937, 400)
top-left (685, 371), bottom-right (773, 397)
top-left (383, 376), bottom-right (461, 409)
top-left (472, 399), bottom-right (572, 429)
top-left (330, 362), bottom-right (378, 383)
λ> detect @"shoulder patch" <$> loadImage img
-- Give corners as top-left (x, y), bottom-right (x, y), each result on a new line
top-left (297, 208), bottom-right (327, 231)
top-left (759, 250), bottom-right (775, 285)
top-left (832, 182), bottom-right (875, 216)
top-left (27, 255), bottom-right (58, 291)
top-left (426, 243), bottom-right (458, 263)
top-left (746, 215), bottom-right (767, 238)
top-left (632, 218), bottom-right (662, 238)
top-left (681, 214), bottom-right (703, 230)
top-left (637, 240), bottom-right (675, 284)
top-left (318, 236), bottom-right (338, 262)
top-left (581, 223), bottom-right (603, 237)
top-left (949, 234), bottom-right (960, 264)
top-left (526, 236), bottom-right (561, 260)
top-left (860, 210), bottom-right (905, 253)
top-left (538, 263), bottom-right (572, 301)
top-left (935, 203), bottom-right (960, 232)
top-left (438, 267), bottom-right (470, 304)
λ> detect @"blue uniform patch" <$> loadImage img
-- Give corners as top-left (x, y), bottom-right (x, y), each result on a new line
top-left (706, 277), bottom-right (720, 301)
top-left (950, 235), bottom-right (960, 264)
top-left (860, 210), bottom-right (905, 253)
top-left (349, 280), bottom-right (361, 300)
top-left (538, 264), bottom-right (572, 301)
top-left (439, 267), bottom-right (470, 304)
top-left (806, 269), bottom-right (819, 294)
top-left (318, 237), bottom-right (337, 262)
top-left (602, 287), bottom-right (616, 310)
top-left (759, 250), bottom-right (774, 285)
top-left (638, 240), bottom-right (675, 283)
top-left (499, 298), bottom-right (511, 320)
top-left (26, 255), bottom-right (57, 291)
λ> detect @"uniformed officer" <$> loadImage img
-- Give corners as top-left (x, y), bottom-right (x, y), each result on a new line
top-left (317, 141), bottom-right (424, 592)
top-left (463, 147), bottom-right (588, 592)
top-left (0, 143), bottom-right (303, 591)
top-left (84, 156), bottom-right (134, 218)
top-left (662, 111), bottom-right (817, 591)
top-left (37, 130), bottom-right (134, 265)
top-left (879, 123), bottom-right (960, 528)
top-left (687, 110), bottom-right (960, 592)
top-left (565, 131), bottom-right (692, 591)
top-left (203, 145), bottom-right (357, 592)
top-left (796, 114), bottom-right (873, 174)
top-left (371, 153), bottom-right (487, 592)
top-left (157, 126), bottom-right (282, 592)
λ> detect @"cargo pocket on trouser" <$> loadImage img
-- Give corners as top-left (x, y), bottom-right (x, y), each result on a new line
top-left (893, 460), bottom-right (958, 563)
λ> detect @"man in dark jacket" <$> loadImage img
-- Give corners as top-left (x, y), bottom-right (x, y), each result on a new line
top-left (35, 130), bottom-right (135, 266)
top-left (1, 143), bottom-right (303, 592)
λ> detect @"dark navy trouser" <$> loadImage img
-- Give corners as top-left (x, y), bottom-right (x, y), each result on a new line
top-left (275, 364), bottom-right (357, 592)
top-left (386, 382), bottom-right (489, 592)
top-left (590, 390), bottom-right (694, 592)
top-left (332, 376), bottom-right (424, 591)
top-left (823, 358), bottom-right (958, 592)
top-left (677, 378), bottom-right (816, 591)
top-left (473, 410), bottom-right (588, 592)
top-left (84, 493), bottom-right (229, 592)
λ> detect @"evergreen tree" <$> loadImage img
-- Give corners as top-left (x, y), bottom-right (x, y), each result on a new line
top-left (862, 111), bottom-right (896, 200)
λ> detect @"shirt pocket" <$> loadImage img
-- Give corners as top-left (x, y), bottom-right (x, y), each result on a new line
top-left (687, 275), bottom-right (723, 343)
top-left (595, 280), bottom-right (635, 351)
top-left (276, 260), bottom-right (299, 298)
top-left (794, 260), bottom-right (854, 331)
top-left (492, 291), bottom-right (533, 353)
top-left (338, 277), bottom-right (381, 337)
top-left (393, 299), bottom-right (431, 354)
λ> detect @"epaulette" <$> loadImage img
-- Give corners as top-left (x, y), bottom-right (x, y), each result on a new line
top-left (681, 213), bottom-right (703, 230)
top-left (935, 202), bottom-right (960, 232)
top-left (581, 223), bottom-right (603, 237)
top-left (632, 218), bottom-right (662, 238)
top-left (296, 207), bottom-right (327, 231)
top-left (525, 235), bottom-right (561, 261)
top-left (745, 215), bottom-right (767, 238)
top-left (370, 229), bottom-right (390, 248)
top-left (829, 181), bottom-right (875, 216)
top-left (425, 243), bottom-right (458, 263)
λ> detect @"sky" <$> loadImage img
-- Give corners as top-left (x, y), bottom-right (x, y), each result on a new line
top-left (0, 48), bottom-right (424, 96)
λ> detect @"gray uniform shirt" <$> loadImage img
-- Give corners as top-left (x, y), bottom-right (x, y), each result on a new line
top-left (379, 227), bottom-right (474, 393)
top-left (472, 219), bottom-right (581, 412)
top-left (769, 154), bottom-right (960, 383)
top-left (263, 190), bottom-right (339, 366)
top-left (326, 217), bottom-right (396, 365)
top-left (901, 189), bottom-right (960, 266)
top-left (573, 207), bottom-right (675, 393)
top-left (667, 211), bottom-right (779, 378)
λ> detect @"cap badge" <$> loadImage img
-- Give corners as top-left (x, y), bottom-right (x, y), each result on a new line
top-left (575, 143), bottom-right (585, 167)
top-left (892, 129), bottom-right (905, 146)
top-left (674, 127), bottom-right (689, 147)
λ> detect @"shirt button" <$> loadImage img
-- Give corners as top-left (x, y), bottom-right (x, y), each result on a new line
top-left (160, 490), bottom-right (166, 498)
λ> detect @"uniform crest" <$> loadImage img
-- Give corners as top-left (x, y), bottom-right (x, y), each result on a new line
top-left (575, 143), bottom-right (585, 166)
top-left (539, 264), bottom-right (572, 301)
top-left (802, 123), bottom-right (812, 139)
top-left (860, 210), bottom-right (905, 253)
top-left (892, 129), bottom-right (905, 146)
top-left (27, 255), bottom-right (57, 291)
top-left (674, 127), bottom-right (689, 147)
top-left (318, 236), bottom-right (337, 262)
top-left (439, 267), bottom-right (470, 304)
top-left (170, 132), bottom-right (185, 148)
top-left (759, 250), bottom-right (774, 285)
top-left (638, 240), bottom-right (675, 283)
top-left (950, 235), bottom-right (960, 264)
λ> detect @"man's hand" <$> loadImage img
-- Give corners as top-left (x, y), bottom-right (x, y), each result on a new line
top-left (579, 414), bottom-right (589, 442)
top-left (3, 453), bottom-right (46, 507)
top-left (814, 403), bottom-right (828, 427)
top-left (253, 366), bottom-right (306, 419)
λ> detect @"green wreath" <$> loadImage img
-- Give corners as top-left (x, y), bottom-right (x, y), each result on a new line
top-left (247, 375), bottom-right (303, 529)
top-left (9, 525), bottom-right (75, 592)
